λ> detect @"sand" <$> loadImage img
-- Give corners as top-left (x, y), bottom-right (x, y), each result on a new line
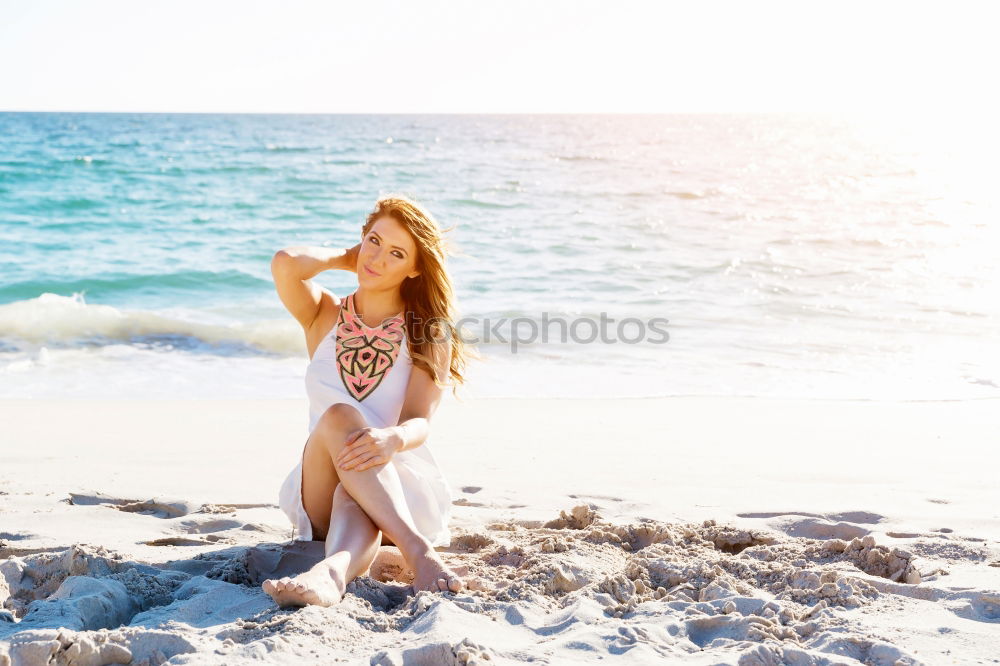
top-left (1, 396), bottom-right (998, 665)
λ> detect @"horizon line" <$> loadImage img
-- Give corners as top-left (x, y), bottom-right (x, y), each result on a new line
top-left (0, 108), bottom-right (883, 116)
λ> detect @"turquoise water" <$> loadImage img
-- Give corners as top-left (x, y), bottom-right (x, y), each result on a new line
top-left (1, 112), bottom-right (997, 399)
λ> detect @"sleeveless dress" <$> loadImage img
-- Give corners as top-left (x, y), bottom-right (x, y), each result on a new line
top-left (277, 292), bottom-right (454, 548)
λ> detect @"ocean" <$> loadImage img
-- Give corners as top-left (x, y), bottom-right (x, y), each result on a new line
top-left (1, 112), bottom-right (997, 400)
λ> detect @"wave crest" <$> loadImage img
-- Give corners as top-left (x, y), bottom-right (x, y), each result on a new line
top-left (0, 293), bottom-right (305, 357)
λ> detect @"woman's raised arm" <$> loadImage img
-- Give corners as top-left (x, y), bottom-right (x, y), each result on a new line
top-left (270, 243), bottom-right (360, 331)
top-left (274, 243), bottom-right (360, 275)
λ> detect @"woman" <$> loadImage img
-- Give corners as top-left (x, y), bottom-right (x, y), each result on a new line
top-left (262, 195), bottom-right (471, 608)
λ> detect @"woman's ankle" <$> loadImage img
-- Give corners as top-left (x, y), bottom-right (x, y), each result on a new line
top-left (397, 535), bottom-right (434, 561)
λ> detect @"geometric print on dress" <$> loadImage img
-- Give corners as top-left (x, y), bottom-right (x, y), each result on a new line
top-left (335, 292), bottom-right (405, 402)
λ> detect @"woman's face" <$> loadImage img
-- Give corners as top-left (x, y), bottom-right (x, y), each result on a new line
top-left (357, 215), bottom-right (420, 288)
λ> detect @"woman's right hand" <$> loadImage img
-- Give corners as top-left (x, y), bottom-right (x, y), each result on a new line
top-left (340, 242), bottom-right (361, 273)
top-left (321, 243), bottom-right (361, 273)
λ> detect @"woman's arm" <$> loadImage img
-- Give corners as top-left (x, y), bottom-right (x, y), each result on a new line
top-left (391, 339), bottom-right (451, 452)
top-left (273, 243), bottom-right (360, 278)
top-left (270, 243), bottom-right (360, 330)
top-left (391, 420), bottom-right (429, 453)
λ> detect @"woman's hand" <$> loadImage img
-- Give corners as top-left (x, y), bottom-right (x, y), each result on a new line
top-left (324, 242), bottom-right (361, 273)
top-left (340, 242), bottom-right (361, 274)
top-left (336, 426), bottom-right (403, 472)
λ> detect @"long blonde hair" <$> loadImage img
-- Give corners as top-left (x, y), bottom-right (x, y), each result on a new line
top-left (361, 194), bottom-right (475, 396)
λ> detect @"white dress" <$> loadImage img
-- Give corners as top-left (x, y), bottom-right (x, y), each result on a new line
top-left (277, 293), bottom-right (453, 547)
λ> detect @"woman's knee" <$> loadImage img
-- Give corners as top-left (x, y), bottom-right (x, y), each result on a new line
top-left (304, 404), bottom-right (366, 461)
top-left (311, 404), bottom-right (369, 462)
top-left (319, 402), bottom-right (365, 431)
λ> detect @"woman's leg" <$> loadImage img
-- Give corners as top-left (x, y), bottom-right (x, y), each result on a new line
top-left (322, 485), bottom-right (383, 578)
top-left (263, 484), bottom-right (382, 607)
top-left (264, 403), bottom-right (461, 606)
top-left (322, 405), bottom-right (462, 594)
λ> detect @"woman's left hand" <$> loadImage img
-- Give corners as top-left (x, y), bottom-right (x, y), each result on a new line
top-left (336, 427), bottom-right (403, 472)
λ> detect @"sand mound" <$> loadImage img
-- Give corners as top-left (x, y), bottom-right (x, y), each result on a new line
top-left (3, 504), bottom-right (997, 664)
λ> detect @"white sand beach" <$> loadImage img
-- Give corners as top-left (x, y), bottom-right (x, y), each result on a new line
top-left (1, 396), bottom-right (998, 664)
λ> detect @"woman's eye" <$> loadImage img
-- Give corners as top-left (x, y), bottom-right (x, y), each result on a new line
top-left (392, 251), bottom-right (403, 259)
top-left (369, 237), bottom-right (379, 244)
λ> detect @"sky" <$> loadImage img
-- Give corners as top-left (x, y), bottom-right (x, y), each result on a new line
top-left (0, 0), bottom-right (997, 113)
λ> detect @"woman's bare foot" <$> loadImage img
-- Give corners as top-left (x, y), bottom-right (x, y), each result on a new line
top-left (410, 547), bottom-right (463, 593)
top-left (262, 555), bottom-right (348, 608)
top-left (373, 549), bottom-right (490, 593)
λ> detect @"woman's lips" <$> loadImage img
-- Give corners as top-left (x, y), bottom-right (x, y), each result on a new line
top-left (363, 265), bottom-right (380, 277)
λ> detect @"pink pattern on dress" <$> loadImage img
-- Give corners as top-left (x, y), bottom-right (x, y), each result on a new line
top-left (335, 293), bottom-right (405, 402)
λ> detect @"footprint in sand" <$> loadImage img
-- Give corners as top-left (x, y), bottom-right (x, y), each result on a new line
top-left (177, 518), bottom-right (243, 534)
top-left (0, 531), bottom-right (33, 542)
top-left (371, 638), bottom-right (494, 665)
top-left (736, 511), bottom-right (886, 541)
top-left (782, 518), bottom-right (870, 541)
top-left (568, 493), bottom-right (625, 502)
top-left (68, 493), bottom-right (281, 540)
top-left (68, 492), bottom-right (200, 519)
top-left (141, 537), bottom-right (210, 547)
top-left (69, 493), bottom-right (277, 519)
top-left (454, 486), bottom-right (487, 507)
top-left (737, 511), bottom-right (824, 519)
